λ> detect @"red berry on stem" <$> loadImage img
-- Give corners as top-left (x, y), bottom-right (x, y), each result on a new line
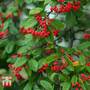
top-left (17, 53), bottom-right (22, 57)
top-left (57, 0), bottom-right (65, 3)
top-left (72, 83), bottom-right (75, 88)
top-left (75, 87), bottom-right (79, 90)
top-left (11, 54), bottom-right (17, 58)
top-left (53, 30), bottom-right (59, 36)
top-left (83, 33), bottom-right (90, 40)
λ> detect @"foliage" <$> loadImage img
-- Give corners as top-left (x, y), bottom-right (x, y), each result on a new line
top-left (0, 0), bottom-right (90, 90)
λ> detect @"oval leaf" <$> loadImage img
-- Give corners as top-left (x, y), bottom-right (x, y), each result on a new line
top-left (40, 80), bottom-right (53, 90)
top-left (14, 57), bottom-right (27, 67)
top-left (29, 7), bottom-right (43, 15)
top-left (29, 59), bottom-right (38, 72)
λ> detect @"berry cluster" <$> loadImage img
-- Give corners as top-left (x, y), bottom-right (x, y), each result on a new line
top-left (0, 12), bottom-right (13, 24)
top-left (0, 30), bottom-right (8, 39)
top-left (11, 53), bottom-right (30, 59)
top-left (83, 33), bottom-right (90, 40)
top-left (50, 1), bottom-right (80, 13)
top-left (8, 64), bottom-right (23, 80)
top-left (0, 12), bottom-right (13, 39)
top-left (35, 14), bottom-right (47, 31)
top-left (20, 27), bottom-right (50, 38)
top-left (71, 82), bottom-right (82, 90)
top-left (81, 74), bottom-right (90, 81)
top-left (38, 64), bottom-right (48, 73)
top-left (51, 61), bottom-right (67, 72)
top-left (20, 14), bottom-right (50, 38)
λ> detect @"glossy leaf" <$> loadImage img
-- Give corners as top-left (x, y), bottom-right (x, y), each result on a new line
top-left (40, 80), bottom-right (53, 90)
top-left (14, 57), bottom-right (27, 67)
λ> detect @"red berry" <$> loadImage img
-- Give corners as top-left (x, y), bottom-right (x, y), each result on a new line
top-left (53, 30), bottom-right (59, 36)
top-left (46, 49), bottom-right (54, 55)
top-left (51, 65), bottom-right (60, 72)
top-left (0, 31), bottom-right (5, 38)
top-left (38, 64), bottom-right (48, 73)
top-left (6, 13), bottom-right (13, 19)
top-left (81, 74), bottom-right (86, 77)
top-left (73, 5), bottom-right (80, 11)
top-left (77, 83), bottom-right (81, 88)
top-left (60, 48), bottom-right (65, 54)
top-left (75, 87), bottom-right (79, 90)
top-left (17, 53), bottom-right (22, 57)
top-left (15, 73), bottom-right (22, 80)
top-left (26, 54), bottom-right (30, 59)
top-left (80, 88), bottom-right (83, 90)
top-left (53, 61), bottom-right (59, 65)
top-left (76, 82), bottom-right (79, 85)
top-left (15, 67), bottom-right (22, 72)
top-left (66, 54), bottom-right (74, 62)
top-left (11, 54), bottom-right (17, 58)
top-left (83, 33), bottom-right (90, 40)
top-left (57, 0), bottom-right (65, 2)
top-left (71, 83), bottom-right (75, 88)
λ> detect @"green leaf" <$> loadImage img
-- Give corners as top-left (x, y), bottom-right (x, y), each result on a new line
top-left (25, 34), bottom-right (33, 40)
top-left (71, 75), bottom-right (77, 84)
top-left (17, 34), bottom-right (33, 46)
top-left (25, 0), bottom-right (33, 4)
top-left (65, 12), bottom-right (77, 28)
top-left (17, 0), bottom-right (24, 6)
top-left (28, 59), bottom-right (38, 72)
top-left (17, 46), bottom-right (28, 54)
top-left (7, 3), bottom-right (17, 13)
top-left (31, 49), bottom-right (42, 58)
top-left (0, 85), bottom-right (3, 90)
top-left (26, 0), bottom-right (44, 3)
top-left (44, 0), bottom-right (51, 5)
top-left (78, 41), bottom-right (90, 50)
top-left (23, 83), bottom-right (32, 90)
top-left (14, 57), bottom-right (27, 67)
top-left (3, 19), bottom-right (12, 30)
top-left (33, 85), bottom-right (41, 90)
top-left (86, 66), bottom-right (90, 73)
top-left (83, 51), bottom-right (90, 57)
top-left (49, 73), bottom-right (58, 82)
top-left (66, 65), bottom-right (74, 72)
top-left (79, 55), bottom-right (86, 65)
top-left (0, 69), bottom-right (7, 75)
top-left (29, 7), bottom-right (43, 15)
top-left (21, 16), bottom-right (37, 28)
top-left (61, 82), bottom-right (71, 90)
top-left (38, 53), bottom-right (58, 68)
top-left (62, 69), bottom-right (70, 75)
top-left (5, 41), bottom-right (15, 54)
top-left (59, 74), bottom-right (67, 81)
top-left (77, 66), bottom-right (85, 72)
top-left (19, 68), bottom-right (28, 79)
top-left (7, 58), bottom-right (16, 63)
top-left (81, 83), bottom-right (87, 90)
top-left (51, 20), bottom-right (64, 30)
top-left (40, 80), bottom-right (53, 90)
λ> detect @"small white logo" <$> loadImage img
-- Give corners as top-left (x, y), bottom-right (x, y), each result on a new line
top-left (1, 76), bottom-right (12, 87)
